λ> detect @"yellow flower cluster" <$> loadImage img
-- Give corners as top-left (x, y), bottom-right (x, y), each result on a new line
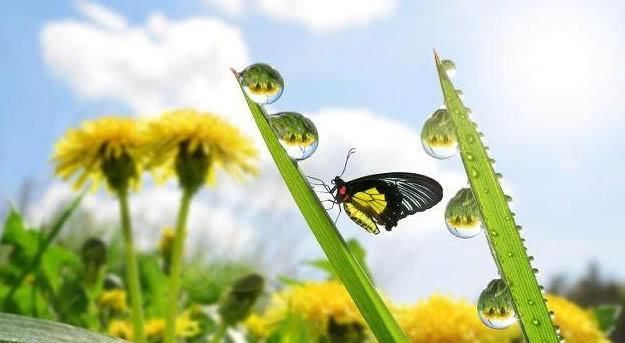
top-left (546, 294), bottom-right (611, 343)
top-left (245, 280), bottom-right (364, 338)
top-left (52, 109), bottom-right (258, 192)
top-left (108, 311), bottom-right (200, 341)
top-left (396, 295), bottom-right (519, 343)
top-left (97, 289), bottom-right (128, 313)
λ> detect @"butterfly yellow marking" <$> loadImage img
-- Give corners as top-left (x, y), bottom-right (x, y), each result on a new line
top-left (344, 203), bottom-right (380, 234)
top-left (351, 188), bottom-right (388, 216)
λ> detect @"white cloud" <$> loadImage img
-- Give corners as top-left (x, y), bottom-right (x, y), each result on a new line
top-left (210, 0), bottom-right (397, 32)
top-left (41, 3), bottom-right (252, 132)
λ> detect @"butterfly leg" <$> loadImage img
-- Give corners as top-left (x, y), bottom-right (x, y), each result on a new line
top-left (334, 204), bottom-right (343, 225)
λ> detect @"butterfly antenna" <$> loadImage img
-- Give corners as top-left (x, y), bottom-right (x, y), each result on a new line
top-left (338, 148), bottom-right (356, 178)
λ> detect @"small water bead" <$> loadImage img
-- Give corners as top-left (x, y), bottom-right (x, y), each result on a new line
top-left (532, 318), bottom-right (541, 326)
top-left (506, 252), bottom-right (514, 257)
top-left (533, 268), bottom-right (540, 274)
top-left (528, 299), bottom-right (535, 305)
top-left (465, 153), bottom-right (475, 161)
top-left (528, 256), bottom-right (535, 261)
top-left (505, 195), bottom-right (513, 202)
top-left (239, 63), bottom-right (284, 104)
top-left (477, 279), bottom-right (516, 329)
top-left (471, 168), bottom-right (479, 177)
top-left (489, 157), bottom-right (496, 164)
top-left (445, 188), bottom-right (482, 239)
top-left (421, 109), bottom-right (458, 159)
top-left (441, 59), bottom-right (456, 78)
top-left (516, 225), bottom-right (522, 231)
top-left (495, 172), bottom-right (503, 179)
top-left (269, 112), bottom-right (319, 160)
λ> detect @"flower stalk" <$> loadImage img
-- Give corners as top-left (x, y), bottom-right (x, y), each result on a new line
top-left (164, 190), bottom-right (193, 343)
top-left (117, 188), bottom-right (146, 343)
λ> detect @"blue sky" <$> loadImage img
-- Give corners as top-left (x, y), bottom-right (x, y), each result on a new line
top-left (1, 0), bottom-right (624, 302)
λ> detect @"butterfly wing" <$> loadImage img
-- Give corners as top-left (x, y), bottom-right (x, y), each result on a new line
top-left (343, 202), bottom-right (380, 234)
top-left (346, 172), bottom-right (443, 231)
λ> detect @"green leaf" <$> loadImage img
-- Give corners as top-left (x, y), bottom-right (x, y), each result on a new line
top-left (0, 313), bottom-right (125, 343)
top-left (307, 239), bottom-right (373, 282)
top-left (233, 69), bottom-right (408, 343)
top-left (593, 305), bottom-right (621, 334)
top-left (433, 51), bottom-right (559, 342)
top-left (266, 312), bottom-right (318, 343)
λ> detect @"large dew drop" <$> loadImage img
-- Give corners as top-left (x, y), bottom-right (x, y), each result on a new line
top-left (269, 112), bottom-right (318, 160)
top-left (445, 188), bottom-right (482, 238)
top-left (421, 109), bottom-right (458, 159)
top-left (477, 279), bottom-right (517, 329)
top-left (441, 59), bottom-right (456, 79)
top-left (239, 63), bottom-right (284, 104)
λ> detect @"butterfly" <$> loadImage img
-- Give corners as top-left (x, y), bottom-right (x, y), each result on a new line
top-left (310, 149), bottom-right (443, 234)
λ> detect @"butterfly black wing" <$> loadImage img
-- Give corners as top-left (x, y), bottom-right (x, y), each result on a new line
top-left (345, 172), bottom-right (443, 232)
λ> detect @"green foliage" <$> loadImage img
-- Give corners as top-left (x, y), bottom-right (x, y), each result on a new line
top-left (234, 69), bottom-right (408, 343)
top-left (593, 305), bottom-right (621, 335)
top-left (433, 51), bottom-right (559, 342)
top-left (307, 239), bottom-right (373, 282)
top-left (265, 312), bottom-right (318, 343)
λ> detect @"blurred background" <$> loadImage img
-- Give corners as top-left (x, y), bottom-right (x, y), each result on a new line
top-left (1, 0), bottom-right (624, 340)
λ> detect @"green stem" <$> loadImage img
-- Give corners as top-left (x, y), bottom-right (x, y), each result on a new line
top-left (3, 192), bottom-right (84, 307)
top-left (433, 51), bottom-right (559, 342)
top-left (210, 325), bottom-right (227, 343)
top-left (164, 190), bottom-right (193, 343)
top-left (118, 189), bottom-right (146, 343)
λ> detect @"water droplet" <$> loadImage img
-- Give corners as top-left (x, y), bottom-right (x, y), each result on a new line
top-left (421, 109), bottom-right (457, 159)
top-left (528, 299), bottom-right (535, 305)
top-left (516, 225), bottom-right (522, 231)
top-left (455, 89), bottom-right (464, 100)
top-left (441, 59), bottom-right (456, 78)
top-left (239, 63), bottom-right (284, 104)
top-left (531, 318), bottom-right (541, 326)
top-left (505, 195), bottom-right (513, 202)
top-left (533, 268), bottom-right (539, 274)
top-left (495, 172), bottom-right (503, 179)
top-left (477, 279), bottom-right (516, 329)
top-left (467, 135), bottom-right (475, 143)
top-left (445, 188), bottom-right (482, 239)
top-left (466, 153), bottom-right (475, 161)
top-left (506, 252), bottom-right (513, 257)
top-left (269, 112), bottom-right (318, 160)
top-left (539, 285), bottom-right (546, 293)
top-left (465, 107), bottom-right (472, 115)
top-left (471, 168), bottom-right (479, 177)
top-left (489, 157), bottom-right (496, 164)
top-left (490, 230), bottom-right (499, 237)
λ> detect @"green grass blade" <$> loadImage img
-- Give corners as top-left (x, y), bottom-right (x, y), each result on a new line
top-left (232, 70), bottom-right (408, 343)
top-left (0, 313), bottom-right (125, 342)
top-left (433, 52), bottom-right (560, 342)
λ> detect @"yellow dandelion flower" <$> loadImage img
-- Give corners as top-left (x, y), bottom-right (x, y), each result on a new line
top-left (52, 117), bottom-right (144, 192)
top-left (268, 281), bottom-right (364, 334)
top-left (108, 319), bottom-right (134, 341)
top-left (244, 313), bottom-right (272, 338)
top-left (396, 295), bottom-right (519, 343)
top-left (144, 318), bottom-right (165, 340)
top-left (143, 109), bottom-right (258, 193)
top-left (175, 311), bottom-right (201, 338)
top-left (547, 294), bottom-right (611, 343)
top-left (97, 289), bottom-right (128, 312)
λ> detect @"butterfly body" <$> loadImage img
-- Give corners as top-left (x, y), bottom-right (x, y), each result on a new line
top-left (330, 173), bottom-right (443, 234)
